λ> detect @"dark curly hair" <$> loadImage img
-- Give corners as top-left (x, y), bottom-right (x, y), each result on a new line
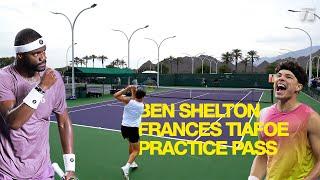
top-left (275, 61), bottom-right (308, 86)
top-left (136, 88), bottom-right (146, 99)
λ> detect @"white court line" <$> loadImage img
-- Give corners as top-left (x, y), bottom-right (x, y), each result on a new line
top-left (65, 89), bottom-right (212, 115)
top-left (68, 98), bottom-right (118, 109)
top-left (68, 104), bottom-right (108, 113)
top-left (61, 89), bottom-right (253, 147)
top-left (67, 90), bottom-right (184, 113)
top-left (106, 104), bottom-right (124, 107)
top-left (193, 90), bottom-right (252, 144)
top-left (301, 91), bottom-right (320, 103)
top-left (237, 91), bottom-right (264, 145)
top-left (148, 89), bottom-right (186, 97)
top-left (50, 121), bottom-right (195, 142)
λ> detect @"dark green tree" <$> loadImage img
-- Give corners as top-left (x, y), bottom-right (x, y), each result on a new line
top-left (247, 50), bottom-right (259, 73)
top-left (265, 62), bottom-right (277, 74)
top-left (218, 64), bottom-right (231, 73)
top-left (232, 49), bottom-right (242, 72)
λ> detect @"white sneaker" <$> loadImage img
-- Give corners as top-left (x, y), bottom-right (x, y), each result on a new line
top-left (130, 161), bottom-right (138, 169)
top-left (121, 166), bottom-right (130, 180)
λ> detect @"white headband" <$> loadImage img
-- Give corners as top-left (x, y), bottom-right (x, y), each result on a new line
top-left (14, 38), bottom-right (46, 53)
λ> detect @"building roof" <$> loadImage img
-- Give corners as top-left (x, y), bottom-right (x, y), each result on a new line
top-left (65, 67), bottom-right (135, 77)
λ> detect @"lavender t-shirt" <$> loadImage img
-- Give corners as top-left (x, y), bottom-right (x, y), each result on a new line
top-left (0, 65), bottom-right (67, 179)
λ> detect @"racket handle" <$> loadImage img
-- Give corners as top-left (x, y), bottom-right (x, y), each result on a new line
top-left (52, 162), bottom-right (65, 179)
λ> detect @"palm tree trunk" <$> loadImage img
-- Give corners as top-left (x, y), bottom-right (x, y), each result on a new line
top-left (251, 59), bottom-right (253, 73)
top-left (235, 58), bottom-right (238, 72)
top-left (176, 62), bottom-right (179, 73)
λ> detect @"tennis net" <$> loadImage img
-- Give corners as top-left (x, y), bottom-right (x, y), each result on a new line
top-left (142, 86), bottom-right (273, 103)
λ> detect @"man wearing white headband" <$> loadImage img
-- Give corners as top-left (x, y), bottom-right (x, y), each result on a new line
top-left (0, 28), bottom-right (76, 179)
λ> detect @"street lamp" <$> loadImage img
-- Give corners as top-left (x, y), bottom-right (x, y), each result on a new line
top-left (288, 9), bottom-right (320, 20)
top-left (112, 25), bottom-right (149, 69)
top-left (289, 9), bottom-right (320, 78)
top-left (199, 55), bottom-right (214, 74)
top-left (51, 3), bottom-right (97, 99)
top-left (285, 26), bottom-right (312, 87)
top-left (207, 56), bottom-right (219, 74)
top-left (145, 36), bottom-right (176, 87)
top-left (183, 52), bottom-right (205, 74)
top-left (213, 60), bottom-right (218, 74)
top-left (66, 43), bottom-right (77, 67)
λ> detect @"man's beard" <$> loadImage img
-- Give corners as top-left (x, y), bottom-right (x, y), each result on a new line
top-left (23, 60), bottom-right (46, 72)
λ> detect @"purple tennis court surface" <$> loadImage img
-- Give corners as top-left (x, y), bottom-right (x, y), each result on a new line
top-left (51, 89), bottom-right (264, 145)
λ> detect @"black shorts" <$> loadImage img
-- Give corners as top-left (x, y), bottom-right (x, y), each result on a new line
top-left (121, 125), bottom-right (140, 143)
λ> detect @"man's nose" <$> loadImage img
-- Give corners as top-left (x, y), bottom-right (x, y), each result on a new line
top-left (39, 51), bottom-right (46, 61)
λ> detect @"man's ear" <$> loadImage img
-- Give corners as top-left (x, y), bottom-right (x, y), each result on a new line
top-left (16, 54), bottom-right (23, 60)
top-left (296, 83), bottom-right (303, 92)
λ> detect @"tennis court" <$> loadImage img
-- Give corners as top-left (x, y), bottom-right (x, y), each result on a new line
top-left (49, 87), bottom-right (319, 180)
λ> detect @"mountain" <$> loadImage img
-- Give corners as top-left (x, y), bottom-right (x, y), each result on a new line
top-left (257, 45), bottom-right (320, 65)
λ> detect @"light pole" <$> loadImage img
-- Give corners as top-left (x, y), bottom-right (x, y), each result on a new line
top-left (285, 26), bottom-right (312, 87)
top-left (112, 25), bottom-right (149, 69)
top-left (51, 3), bottom-right (97, 99)
top-left (66, 43), bottom-right (77, 67)
top-left (288, 9), bottom-right (320, 21)
top-left (183, 52), bottom-right (205, 74)
top-left (214, 60), bottom-right (218, 74)
top-left (207, 56), bottom-right (219, 74)
top-left (200, 56), bottom-right (205, 74)
top-left (145, 36), bottom-right (176, 87)
top-left (288, 9), bottom-right (320, 79)
top-left (198, 55), bottom-right (207, 74)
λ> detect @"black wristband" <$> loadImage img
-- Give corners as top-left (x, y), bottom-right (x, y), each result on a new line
top-left (35, 85), bottom-right (45, 94)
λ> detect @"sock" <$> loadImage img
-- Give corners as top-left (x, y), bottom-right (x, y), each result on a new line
top-left (125, 163), bottom-right (131, 169)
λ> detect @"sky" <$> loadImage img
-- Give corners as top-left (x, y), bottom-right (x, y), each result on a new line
top-left (0, 0), bottom-right (320, 69)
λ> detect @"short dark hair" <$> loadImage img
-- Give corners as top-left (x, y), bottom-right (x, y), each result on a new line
top-left (14, 28), bottom-right (42, 46)
top-left (275, 60), bottom-right (308, 85)
top-left (136, 89), bottom-right (146, 99)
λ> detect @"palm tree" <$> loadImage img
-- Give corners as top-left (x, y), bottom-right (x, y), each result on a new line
top-left (221, 52), bottom-right (233, 65)
top-left (163, 56), bottom-right (175, 74)
top-left (242, 57), bottom-right (250, 73)
top-left (98, 55), bottom-right (108, 68)
top-left (175, 57), bottom-right (183, 74)
top-left (108, 59), bottom-right (118, 67)
top-left (168, 56), bottom-right (175, 74)
top-left (247, 50), bottom-right (259, 73)
top-left (113, 58), bottom-right (121, 67)
top-left (90, 54), bottom-right (97, 68)
top-left (119, 59), bottom-right (127, 68)
top-left (232, 49), bottom-right (242, 72)
top-left (82, 56), bottom-right (90, 68)
top-left (78, 58), bottom-right (84, 67)
top-left (74, 57), bottom-right (80, 67)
